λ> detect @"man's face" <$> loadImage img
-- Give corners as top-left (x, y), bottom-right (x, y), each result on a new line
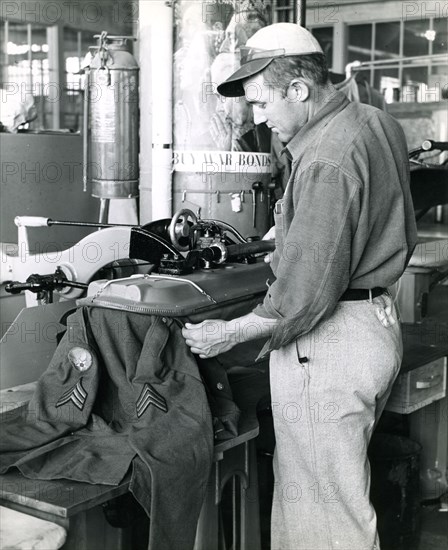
top-left (211, 55), bottom-right (252, 129)
top-left (243, 73), bottom-right (307, 143)
top-left (215, 94), bottom-right (251, 128)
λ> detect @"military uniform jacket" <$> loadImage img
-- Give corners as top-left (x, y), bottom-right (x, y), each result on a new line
top-left (0, 306), bottom-right (214, 550)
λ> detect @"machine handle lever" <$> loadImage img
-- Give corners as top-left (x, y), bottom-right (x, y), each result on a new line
top-left (5, 270), bottom-right (88, 296)
top-left (5, 281), bottom-right (44, 294)
top-left (408, 139), bottom-right (448, 158)
top-left (226, 240), bottom-right (275, 258)
top-left (14, 216), bottom-right (50, 227)
top-left (425, 140), bottom-right (448, 151)
top-left (201, 240), bottom-right (275, 263)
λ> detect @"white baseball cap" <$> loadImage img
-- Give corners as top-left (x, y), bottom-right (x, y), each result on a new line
top-left (217, 23), bottom-right (323, 97)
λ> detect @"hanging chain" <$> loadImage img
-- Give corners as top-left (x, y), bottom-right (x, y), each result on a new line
top-left (98, 31), bottom-right (108, 69)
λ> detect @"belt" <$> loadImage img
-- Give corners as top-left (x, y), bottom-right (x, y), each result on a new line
top-left (339, 287), bottom-right (386, 301)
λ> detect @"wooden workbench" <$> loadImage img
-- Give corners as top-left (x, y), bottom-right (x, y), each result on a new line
top-left (0, 388), bottom-right (260, 550)
top-left (402, 320), bottom-right (448, 373)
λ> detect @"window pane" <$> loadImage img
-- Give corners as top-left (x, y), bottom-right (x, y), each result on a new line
top-left (64, 28), bottom-right (79, 56)
top-left (375, 21), bottom-right (400, 60)
top-left (64, 28), bottom-right (81, 91)
top-left (31, 26), bottom-right (49, 91)
top-left (81, 30), bottom-right (95, 54)
top-left (373, 68), bottom-right (399, 93)
top-left (5, 23), bottom-right (49, 129)
top-left (7, 23), bottom-right (30, 86)
top-left (276, 10), bottom-right (290, 23)
top-left (312, 27), bottom-right (333, 63)
top-left (275, 0), bottom-right (292, 22)
top-left (403, 19), bottom-right (430, 57)
top-left (348, 24), bottom-right (372, 63)
top-left (31, 26), bottom-right (49, 129)
top-left (0, 21), bottom-right (6, 84)
top-left (401, 66), bottom-right (429, 102)
top-left (62, 28), bottom-right (80, 130)
top-left (433, 18), bottom-right (448, 55)
top-left (402, 66), bottom-right (429, 85)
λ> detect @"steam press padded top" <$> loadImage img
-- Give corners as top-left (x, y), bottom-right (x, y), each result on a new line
top-left (77, 261), bottom-right (271, 317)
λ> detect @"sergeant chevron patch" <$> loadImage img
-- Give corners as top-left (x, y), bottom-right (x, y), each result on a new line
top-left (56, 378), bottom-right (88, 411)
top-left (136, 383), bottom-right (168, 417)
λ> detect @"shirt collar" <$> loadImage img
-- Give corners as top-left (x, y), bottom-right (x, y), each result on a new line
top-left (284, 90), bottom-right (350, 160)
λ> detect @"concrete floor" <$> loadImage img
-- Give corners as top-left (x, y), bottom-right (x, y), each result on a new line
top-left (255, 432), bottom-right (448, 550)
top-left (416, 285), bottom-right (448, 550)
top-left (258, 497), bottom-right (448, 550)
top-left (417, 501), bottom-right (448, 550)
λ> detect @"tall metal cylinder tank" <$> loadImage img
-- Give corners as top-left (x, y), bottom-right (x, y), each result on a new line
top-left (86, 32), bottom-right (139, 200)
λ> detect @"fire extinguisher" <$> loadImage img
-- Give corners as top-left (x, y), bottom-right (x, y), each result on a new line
top-left (83, 31), bottom-right (139, 222)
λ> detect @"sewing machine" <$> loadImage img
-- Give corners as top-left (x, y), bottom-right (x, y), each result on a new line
top-left (0, 208), bottom-right (271, 550)
top-left (0, 209), bottom-right (273, 388)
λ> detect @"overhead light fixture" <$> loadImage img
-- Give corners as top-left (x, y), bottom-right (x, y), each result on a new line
top-left (424, 30), bottom-right (436, 41)
top-left (7, 42), bottom-right (29, 55)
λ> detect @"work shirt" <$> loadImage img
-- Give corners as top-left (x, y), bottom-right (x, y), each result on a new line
top-left (255, 90), bottom-right (417, 354)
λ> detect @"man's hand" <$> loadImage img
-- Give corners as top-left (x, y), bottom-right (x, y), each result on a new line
top-left (210, 112), bottom-right (232, 151)
top-left (182, 319), bottom-right (236, 359)
top-left (183, 313), bottom-right (278, 359)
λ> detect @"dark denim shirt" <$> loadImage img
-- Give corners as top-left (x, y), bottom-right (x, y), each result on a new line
top-left (255, 90), bottom-right (417, 354)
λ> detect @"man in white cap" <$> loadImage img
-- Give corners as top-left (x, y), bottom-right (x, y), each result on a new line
top-left (183, 23), bottom-right (417, 550)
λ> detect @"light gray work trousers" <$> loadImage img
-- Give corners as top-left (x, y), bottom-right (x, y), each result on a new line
top-left (270, 293), bottom-right (402, 550)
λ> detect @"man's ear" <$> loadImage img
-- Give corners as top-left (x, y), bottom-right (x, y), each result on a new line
top-left (286, 79), bottom-right (309, 102)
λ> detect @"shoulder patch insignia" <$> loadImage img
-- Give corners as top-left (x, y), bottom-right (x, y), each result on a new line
top-left (136, 383), bottom-right (168, 417)
top-left (68, 347), bottom-right (93, 372)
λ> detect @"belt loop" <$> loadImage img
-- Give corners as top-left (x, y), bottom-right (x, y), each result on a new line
top-left (369, 289), bottom-right (373, 303)
top-left (274, 200), bottom-right (283, 214)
